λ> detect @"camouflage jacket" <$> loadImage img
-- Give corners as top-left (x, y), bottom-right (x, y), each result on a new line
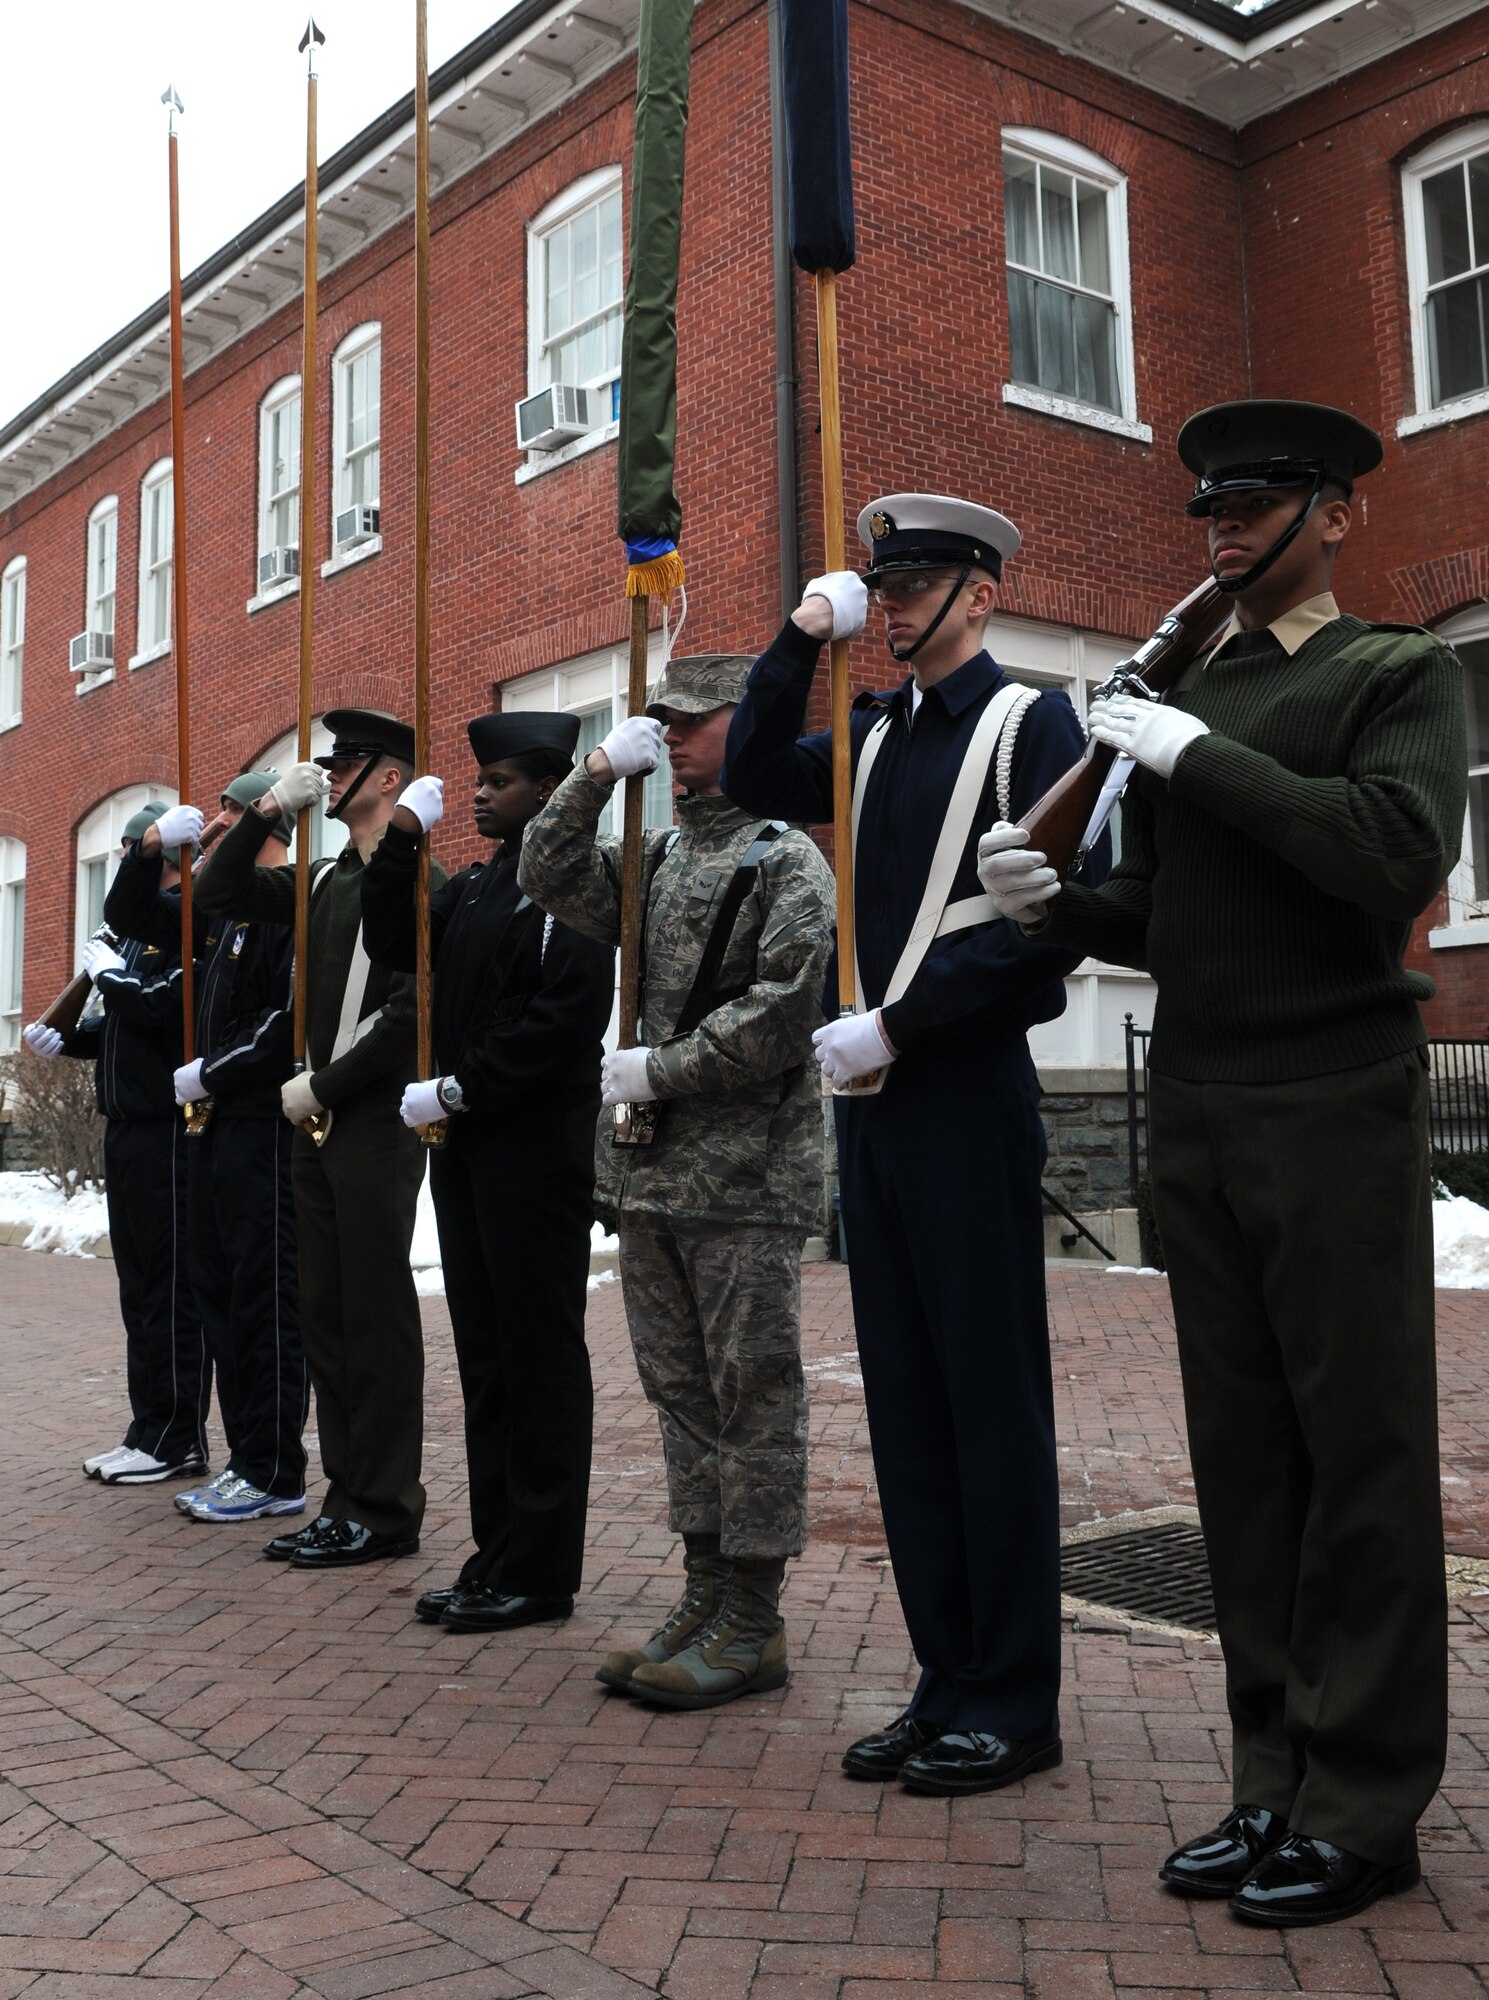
top-left (518, 766), bottom-right (835, 1229)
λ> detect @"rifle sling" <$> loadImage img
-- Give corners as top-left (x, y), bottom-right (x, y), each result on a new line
top-left (668, 822), bottom-right (786, 1041)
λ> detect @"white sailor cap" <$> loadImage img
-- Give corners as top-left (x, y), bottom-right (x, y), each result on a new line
top-left (857, 492), bottom-right (1021, 585)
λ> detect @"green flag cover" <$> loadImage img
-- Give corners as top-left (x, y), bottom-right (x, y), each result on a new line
top-left (617, 0), bottom-right (693, 598)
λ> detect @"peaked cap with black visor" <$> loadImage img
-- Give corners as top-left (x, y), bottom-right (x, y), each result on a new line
top-left (1178, 400), bottom-right (1383, 594)
top-left (314, 708), bottom-right (416, 821)
top-left (857, 493), bottom-right (1021, 661)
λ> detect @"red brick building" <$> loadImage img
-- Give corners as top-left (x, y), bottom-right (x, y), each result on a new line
top-left (1, 0), bottom-right (1485, 1068)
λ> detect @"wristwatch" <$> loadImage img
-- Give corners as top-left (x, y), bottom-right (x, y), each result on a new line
top-left (437, 1075), bottom-right (466, 1113)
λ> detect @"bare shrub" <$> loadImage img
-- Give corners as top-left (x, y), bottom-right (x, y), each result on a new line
top-left (0, 1047), bottom-right (106, 1197)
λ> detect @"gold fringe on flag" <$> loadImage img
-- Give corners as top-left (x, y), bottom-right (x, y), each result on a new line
top-left (625, 549), bottom-right (686, 598)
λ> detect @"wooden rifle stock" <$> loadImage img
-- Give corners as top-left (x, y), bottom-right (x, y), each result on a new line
top-left (38, 925), bottom-right (121, 1040)
top-left (1021, 578), bottom-right (1231, 881)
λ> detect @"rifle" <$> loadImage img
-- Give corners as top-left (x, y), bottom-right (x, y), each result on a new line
top-left (38, 925), bottom-right (121, 1041)
top-left (1020, 578), bottom-right (1231, 882)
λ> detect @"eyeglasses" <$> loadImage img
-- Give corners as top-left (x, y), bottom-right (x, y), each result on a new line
top-left (867, 573), bottom-right (963, 605)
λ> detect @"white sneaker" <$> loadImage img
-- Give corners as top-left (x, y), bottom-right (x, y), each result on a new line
top-left (175, 1469), bottom-right (232, 1515)
top-left (100, 1447), bottom-right (206, 1486)
top-left (83, 1444), bottom-right (131, 1479)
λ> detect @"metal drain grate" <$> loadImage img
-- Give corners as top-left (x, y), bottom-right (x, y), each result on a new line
top-left (1060, 1521), bottom-right (1216, 1632)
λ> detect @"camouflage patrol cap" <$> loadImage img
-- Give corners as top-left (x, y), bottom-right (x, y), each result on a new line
top-left (645, 654), bottom-right (754, 719)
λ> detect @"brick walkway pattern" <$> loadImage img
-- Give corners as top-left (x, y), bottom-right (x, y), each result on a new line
top-left (0, 1246), bottom-right (1486, 1998)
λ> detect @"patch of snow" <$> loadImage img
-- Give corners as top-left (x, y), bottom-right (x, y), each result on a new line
top-left (0, 1171), bottom-right (107, 1256)
top-left (1434, 1195), bottom-right (1489, 1290)
top-left (1103, 1265), bottom-right (1163, 1277)
top-left (805, 1351), bottom-right (864, 1388)
top-left (591, 1222), bottom-right (618, 1253)
top-left (586, 1268), bottom-right (616, 1293)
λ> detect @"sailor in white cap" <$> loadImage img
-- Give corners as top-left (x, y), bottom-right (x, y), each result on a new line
top-left (723, 491), bottom-right (1109, 1796)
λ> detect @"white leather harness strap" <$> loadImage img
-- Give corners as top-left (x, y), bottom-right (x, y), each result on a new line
top-left (310, 858), bottom-right (384, 1062)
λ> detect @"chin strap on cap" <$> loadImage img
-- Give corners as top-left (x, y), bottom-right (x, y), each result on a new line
top-left (324, 754), bottom-right (379, 822)
top-left (1212, 471), bottom-right (1327, 596)
top-left (887, 563), bottom-right (974, 662)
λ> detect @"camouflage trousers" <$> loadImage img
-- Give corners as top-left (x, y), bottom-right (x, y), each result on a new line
top-left (617, 1221), bottom-right (809, 1558)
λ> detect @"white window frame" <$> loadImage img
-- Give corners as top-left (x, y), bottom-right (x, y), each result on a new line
top-left (518, 167), bottom-right (624, 483)
top-left (251, 376), bottom-right (303, 611)
top-left (0, 838), bottom-right (24, 1051)
top-left (1, 556), bottom-right (24, 730)
top-left (253, 722), bottom-right (349, 865)
top-left (75, 783), bottom-right (178, 965)
top-left (1429, 601), bottom-right (1489, 947)
top-left (325, 325), bottom-right (382, 577)
top-left (1400, 123), bottom-right (1489, 438)
top-left (132, 459), bottom-right (173, 667)
top-left (79, 497), bottom-right (119, 693)
top-left (1000, 129), bottom-right (1149, 445)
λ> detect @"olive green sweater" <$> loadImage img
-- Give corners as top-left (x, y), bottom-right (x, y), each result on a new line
top-left (1042, 615), bottom-right (1467, 1083)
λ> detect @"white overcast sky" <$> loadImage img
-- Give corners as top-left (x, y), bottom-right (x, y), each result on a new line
top-left (0, 2), bottom-right (521, 429)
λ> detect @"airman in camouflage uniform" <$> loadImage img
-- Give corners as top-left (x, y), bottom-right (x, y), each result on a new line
top-left (519, 653), bottom-right (835, 1709)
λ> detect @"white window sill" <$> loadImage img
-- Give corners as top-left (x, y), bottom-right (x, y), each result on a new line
top-left (128, 642), bottom-right (171, 671)
top-left (1397, 388), bottom-right (1489, 438)
top-left (75, 669), bottom-right (115, 697)
top-left (1002, 382), bottom-right (1152, 444)
top-left (247, 577), bottom-right (301, 616)
top-left (321, 536), bottom-right (382, 580)
top-left (0, 715), bottom-right (19, 735)
top-left (515, 420), bottom-right (619, 486)
top-left (1428, 920), bottom-right (1489, 949)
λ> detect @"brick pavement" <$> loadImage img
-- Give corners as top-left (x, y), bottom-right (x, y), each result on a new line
top-left (0, 1244), bottom-right (1485, 1997)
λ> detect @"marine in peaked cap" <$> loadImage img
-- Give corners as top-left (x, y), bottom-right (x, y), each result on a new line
top-left (722, 486), bottom-right (1106, 1791)
top-left (360, 709), bottom-right (613, 1633)
top-left (979, 399), bottom-right (1467, 1924)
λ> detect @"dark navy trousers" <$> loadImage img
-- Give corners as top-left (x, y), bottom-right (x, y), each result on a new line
top-left (836, 1035), bottom-right (1060, 1740)
top-left (104, 1118), bottom-right (210, 1465)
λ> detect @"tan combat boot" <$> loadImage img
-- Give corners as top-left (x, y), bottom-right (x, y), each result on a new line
top-left (628, 1555), bottom-right (788, 1710)
top-left (596, 1532), bottom-right (728, 1692)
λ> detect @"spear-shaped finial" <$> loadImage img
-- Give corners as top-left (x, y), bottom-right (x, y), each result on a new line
top-left (299, 14), bottom-right (325, 74)
top-left (161, 82), bottom-right (184, 134)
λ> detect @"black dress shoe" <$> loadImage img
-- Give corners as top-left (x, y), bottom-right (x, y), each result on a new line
top-left (264, 1515), bottom-right (335, 1562)
top-left (1229, 1832), bottom-right (1421, 1927)
top-left (1159, 1804), bottom-right (1288, 1898)
top-left (841, 1714), bottom-right (942, 1780)
top-left (415, 1583), bottom-right (476, 1624)
top-left (289, 1519), bottom-right (420, 1569)
top-left (439, 1587), bottom-right (574, 1632)
top-left (898, 1730), bottom-right (1063, 1796)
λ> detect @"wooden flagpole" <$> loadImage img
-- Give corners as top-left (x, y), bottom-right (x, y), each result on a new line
top-left (412, 0), bottom-right (444, 1147)
top-left (162, 86), bottom-right (203, 1133)
top-left (814, 267), bottom-right (855, 1015)
top-left (616, 591), bottom-right (650, 1086)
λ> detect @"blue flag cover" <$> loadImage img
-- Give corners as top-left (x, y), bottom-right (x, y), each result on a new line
top-left (779, 0), bottom-right (856, 274)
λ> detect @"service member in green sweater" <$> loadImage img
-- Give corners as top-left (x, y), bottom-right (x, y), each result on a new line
top-left (978, 401), bottom-right (1467, 1928)
top-left (196, 710), bottom-right (440, 1569)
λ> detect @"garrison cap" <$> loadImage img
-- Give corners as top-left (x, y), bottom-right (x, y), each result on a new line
top-left (645, 654), bottom-right (754, 718)
top-left (223, 770), bottom-right (292, 847)
top-left (467, 710), bottom-right (580, 771)
top-left (1179, 400), bottom-right (1383, 517)
top-left (857, 492), bottom-right (1021, 586)
top-left (315, 708), bottom-right (416, 769)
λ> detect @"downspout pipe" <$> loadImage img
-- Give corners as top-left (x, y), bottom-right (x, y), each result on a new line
top-left (767, 0), bottom-right (799, 623)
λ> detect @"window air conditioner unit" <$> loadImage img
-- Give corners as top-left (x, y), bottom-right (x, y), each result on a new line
top-left (334, 505), bottom-right (380, 552)
top-left (516, 383), bottom-right (593, 452)
top-left (70, 631), bottom-right (114, 673)
top-left (258, 546), bottom-right (301, 590)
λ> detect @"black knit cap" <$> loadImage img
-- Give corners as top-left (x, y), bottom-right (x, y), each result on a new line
top-left (314, 708), bottom-right (415, 768)
top-left (1179, 400), bottom-right (1383, 517)
top-left (467, 710), bottom-right (580, 770)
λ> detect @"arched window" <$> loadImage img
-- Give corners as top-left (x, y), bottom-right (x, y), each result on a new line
top-left (527, 168), bottom-right (624, 429)
top-left (75, 783), bottom-right (177, 963)
top-left (0, 838), bottom-right (24, 1049)
top-left (134, 459), bottom-right (173, 662)
top-left (1401, 123), bottom-right (1489, 432)
top-left (252, 722), bottom-right (349, 865)
top-left (330, 324), bottom-right (381, 560)
top-left (73, 496), bottom-right (119, 687)
top-left (257, 375), bottom-right (302, 592)
top-left (1000, 130), bottom-right (1146, 441)
top-left (1, 556), bottom-right (24, 727)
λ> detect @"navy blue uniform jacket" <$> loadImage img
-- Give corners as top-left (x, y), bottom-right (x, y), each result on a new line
top-left (722, 620), bottom-right (1105, 1054)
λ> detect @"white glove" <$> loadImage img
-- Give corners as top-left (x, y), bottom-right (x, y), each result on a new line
top-left (400, 775), bottom-right (444, 835)
top-left (152, 804), bottom-right (204, 850)
top-left (400, 1077), bottom-right (446, 1128)
top-left (281, 1072), bottom-right (325, 1124)
top-left (22, 1023), bottom-right (62, 1059)
top-left (601, 1046), bottom-right (656, 1108)
top-left (595, 716), bottom-right (664, 782)
top-left (802, 571), bottom-right (868, 641)
top-left (976, 823), bottom-right (1062, 921)
top-left (812, 1010), bottom-right (896, 1087)
top-left (82, 939), bottom-right (127, 981)
top-left (1087, 696), bottom-right (1209, 780)
top-left (266, 761), bottom-right (331, 815)
top-left (173, 1058), bottom-right (208, 1105)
